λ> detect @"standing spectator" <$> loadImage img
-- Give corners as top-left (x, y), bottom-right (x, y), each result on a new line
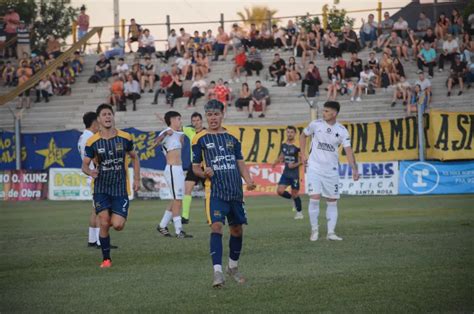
top-left (115, 57), bottom-right (129, 80)
top-left (393, 16), bottom-right (409, 39)
top-left (391, 76), bottom-right (411, 107)
top-left (77, 5), bottom-right (90, 52)
top-left (230, 47), bottom-right (246, 83)
top-left (416, 12), bottom-right (431, 37)
top-left (46, 35), bottom-right (61, 58)
top-left (447, 55), bottom-right (467, 96)
top-left (245, 46), bottom-right (263, 76)
top-left (94, 54), bottom-right (112, 81)
top-left (3, 6), bottom-right (20, 58)
top-left (127, 18), bottom-right (142, 53)
top-left (105, 31), bottom-right (125, 59)
top-left (109, 74), bottom-right (124, 109)
top-left (376, 12), bottom-right (394, 51)
top-left (124, 73), bottom-right (141, 111)
top-left (214, 78), bottom-right (229, 109)
top-left (301, 62), bottom-right (322, 96)
top-left (414, 72), bottom-right (432, 104)
top-left (417, 41), bottom-right (436, 78)
top-left (165, 29), bottom-right (178, 61)
top-left (360, 14), bottom-right (378, 49)
top-left (177, 28), bottom-right (191, 54)
top-left (187, 73), bottom-right (207, 108)
top-left (439, 34), bottom-right (459, 72)
top-left (16, 20), bottom-right (31, 60)
top-left (138, 29), bottom-right (155, 56)
top-left (435, 13), bottom-right (450, 40)
top-left (35, 76), bottom-right (53, 103)
top-left (140, 56), bottom-right (156, 93)
top-left (249, 80), bottom-right (270, 118)
top-left (17, 68), bottom-right (31, 109)
top-left (351, 65), bottom-right (375, 102)
top-left (449, 8), bottom-right (463, 37)
top-left (268, 53), bottom-right (286, 84)
top-left (235, 82), bottom-right (252, 112)
top-left (285, 56), bottom-right (301, 87)
top-left (2, 61), bottom-right (15, 86)
top-left (213, 26), bottom-right (230, 61)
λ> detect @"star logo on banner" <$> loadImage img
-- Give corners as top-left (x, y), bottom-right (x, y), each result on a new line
top-left (35, 138), bottom-right (71, 168)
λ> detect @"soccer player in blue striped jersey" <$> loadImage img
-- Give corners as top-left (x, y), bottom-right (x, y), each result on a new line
top-left (82, 104), bottom-right (141, 268)
top-left (192, 100), bottom-right (256, 288)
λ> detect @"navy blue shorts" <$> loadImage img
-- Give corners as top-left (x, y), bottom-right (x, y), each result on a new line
top-left (93, 193), bottom-right (129, 219)
top-left (278, 175), bottom-right (300, 190)
top-left (206, 197), bottom-right (247, 226)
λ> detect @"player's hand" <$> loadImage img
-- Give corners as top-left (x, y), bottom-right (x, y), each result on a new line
top-left (204, 167), bottom-right (214, 178)
top-left (246, 180), bottom-right (257, 191)
top-left (89, 169), bottom-right (99, 178)
top-left (352, 169), bottom-right (360, 181)
top-left (133, 179), bottom-right (140, 192)
top-left (300, 153), bottom-right (308, 166)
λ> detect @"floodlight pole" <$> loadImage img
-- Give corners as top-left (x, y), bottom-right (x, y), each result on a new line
top-left (113, 0), bottom-right (120, 34)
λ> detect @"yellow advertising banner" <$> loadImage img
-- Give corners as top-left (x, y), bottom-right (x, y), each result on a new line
top-left (224, 110), bottom-right (473, 163)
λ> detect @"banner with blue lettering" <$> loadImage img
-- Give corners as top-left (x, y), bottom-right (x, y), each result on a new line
top-left (0, 128), bottom-right (190, 171)
top-left (399, 161), bottom-right (474, 195)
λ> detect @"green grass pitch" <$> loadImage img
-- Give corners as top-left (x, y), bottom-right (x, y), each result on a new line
top-left (1, 195), bottom-right (473, 312)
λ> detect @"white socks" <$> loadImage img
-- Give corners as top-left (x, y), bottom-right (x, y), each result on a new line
top-left (308, 199), bottom-right (320, 231)
top-left (213, 265), bottom-right (222, 272)
top-left (173, 216), bottom-right (182, 235)
top-left (95, 228), bottom-right (100, 245)
top-left (229, 258), bottom-right (238, 269)
top-left (88, 227), bottom-right (96, 243)
top-left (159, 210), bottom-right (173, 229)
top-left (326, 201), bottom-right (338, 234)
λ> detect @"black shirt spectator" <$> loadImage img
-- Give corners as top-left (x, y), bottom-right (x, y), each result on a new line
top-left (269, 53), bottom-right (286, 83)
top-left (347, 53), bottom-right (363, 78)
top-left (95, 54), bottom-right (111, 80)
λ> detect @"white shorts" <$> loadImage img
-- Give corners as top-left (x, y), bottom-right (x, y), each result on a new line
top-left (164, 165), bottom-right (184, 200)
top-left (306, 169), bottom-right (340, 199)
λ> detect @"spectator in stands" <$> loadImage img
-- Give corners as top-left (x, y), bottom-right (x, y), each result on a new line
top-left (407, 84), bottom-right (426, 116)
top-left (391, 75), bottom-right (410, 107)
top-left (230, 47), bottom-right (246, 83)
top-left (360, 14), bottom-right (378, 49)
top-left (3, 6), bottom-right (20, 58)
top-left (414, 72), bottom-right (432, 104)
top-left (165, 69), bottom-right (183, 107)
top-left (140, 56), bottom-right (155, 93)
top-left (327, 31), bottom-right (341, 59)
top-left (175, 52), bottom-right (192, 80)
top-left (249, 80), bottom-right (270, 118)
top-left (286, 20), bottom-right (299, 48)
top-left (235, 82), bottom-right (252, 112)
top-left (187, 73), bottom-right (207, 108)
top-left (460, 33), bottom-right (472, 54)
top-left (207, 80), bottom-right (216, 100)
top-left (17, 68), bottom-right (31, 109)
top-left (138, 29), bottom-right (155, 56)
top-left (385, 31), bottom-right (406, 59)
top-left (115, 57), bottom-right (129, 80)
top-left (61, 61), bottom-right (76, 86)
top-left (334, 55), bottom-right (347, 80)
top-left (164, 29), bottom-right (178, 61)
top-left (393, 16), bottom-right (409, 39)
top-left (152, 68), bottom-right (171, 104)
top-left (285, 56), bottom-right (301, 87)
top-left (46, 35), bottom-right (61, 58)
top-left (422, 27), bottom-right (437, 50)
top-left (109, 74), bottom-right (124, 109)
top-left (380, 51), bottom-right (396, 87)
top-left (406, 29), bottom-right (421, 60)
top-left (35, 75), bottom-right (53, 103)
top-left (435, 13), bottom-right (450, 40)
top-left (0, 23), bottom-right (5, 58)
top-left (124, 73), bottom-right (141, 111)
top-left (95, 53), bottom-right (112, 81)
top-left (245, 46), bottom-right (263, 76)
top-left (351, 65), bottom-right (375, 102)
top-left (131, 60), bottom-right (143, 82)
top-left (191, 30), bottom-right (202, 50)
top-left (416, 12), bottom-right (431, 37)
top-left (439, 34), bottom-right (459, 72)
top-left (301, 61), bottom-right (322, 96)
top-left (31, 53), bottom-right (44, 74)
top-left (105, 31), bottom-right (125, 60)
top-left (177, 28), bottom-right (191, 54)
top-left (306, 31), bottom-right (319, 64)
top-left (326, 66), bottom-right (340, 101)
top-left (127, 18), bottom-right (142, 53)
top-left (393, 57), bottom-right (405, 82)
top-left (192, 50), bottom-right (209, 79)
top-left (230, 23), bottom-right (245, 53)
top-left (417, 41), bottom-right (436, 78)
top-left (2, 61), bottom-right (15, 86)
top-left (341, 25), bottom-right (359, 53)
top-left (376, 12), bottom-right (394, 51)
top-left (214, 78), bottom-right (229, 109)
top-left (16, 20), bottom-right (31, 60)
top-left (77, 5), bottom-right (89, 52)
top-left (71, 51), bottom-right (84, 74)
top-left (347, 52), bottom-right (363, 79)
top-left (296, 28), bottom-right (308, 66)
top-left (272, 25), bottom-right (288, 50)
top-left (468, 13), bottom-right (474, 36)
top-left (213, 26), bottom-right (230, 61)
top-left (449, 8), bottom-right (463, 37)
top-left (447, 54), bottom-right (467, 96)
top-left (260, 23), bottom-right (273, 50)
top-left (205, 29), bottom-right (216, 54)
top-left (269, 53), bottom-right (286, 84)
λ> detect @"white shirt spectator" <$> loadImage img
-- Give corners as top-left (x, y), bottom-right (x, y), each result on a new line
top-left (116, 63), bottom-right (129, 75)
top-left (443, 39), bottom-right (459, 53)
top-left (175, 57), bottom-right (191, 70)
top-left (393, 20), bottom-right (408, 30)
top-left (414, 78), bottom-right (431, 91)
top-left (358, 70), bottom-right (376, 86)
top-left (124, 80), bottom-right (140, 94)
top-left (38, 80), bottom-right (53, 94)
top-left (140, 34), bottom-right (155, 47)
top-left (168, 34), bottom-right (177, 49)
top-left (191, 79), bottom-right (207, 94)
top-left (362, 21), bottom-right (378, 34)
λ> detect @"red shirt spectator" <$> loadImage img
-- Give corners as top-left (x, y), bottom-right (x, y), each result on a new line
top-left (160, 71), bottom-right (172, 89)
top-left (214, 80), bottom-right (229, 105)
top-left (235, 51), bottom-right (247, 67)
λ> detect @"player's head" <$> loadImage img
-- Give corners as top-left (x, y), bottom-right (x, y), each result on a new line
top-left (191, 112), bottom-right (203, 130)
top-left (96, 104), bottom-right (114, 129)
top-left (204, 99), bottom-right (224, 131)
top-left (286, 125), bottom-right (297, 141)
top-left (164, 111), bottom-right (182, 130)
top-left (82, 111), bottom-right (99, 133)
top-left (322, 101), bottom-right (340, 122)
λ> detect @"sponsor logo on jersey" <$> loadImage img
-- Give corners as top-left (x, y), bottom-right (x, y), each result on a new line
top-left (206, 143), bottom-right (215, 149)
top-left (116, 142), bottom-right (123, 151)
top-left (317, 142), bottom-right (336, 152)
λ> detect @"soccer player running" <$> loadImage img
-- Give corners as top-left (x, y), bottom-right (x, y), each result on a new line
top-left (155, 111), bottom-right (192, 238)
top-left (181, 112), bottom-right (206, 224)
top-left (82, 104), bottom-right (140, 268)
top-left (300, 101), bottom-right (359, 241)
top-left (192, 99), bottom-right (256, 288)
top-left (272, 126), bottom-right (303, 219)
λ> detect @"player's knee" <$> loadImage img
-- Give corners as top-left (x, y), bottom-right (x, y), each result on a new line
top-left (310, 195), bottom-right (321, 200)
top-left (230, 225), bottom-right (243, 237)
top-left (291, 190), bottom-right (299, 198)
top-left (112, 221), bottom-right (125, 231)
top-left (276, 187), bottom-right (285, 195)
top-left (211, 223), bottom-right (223, 234)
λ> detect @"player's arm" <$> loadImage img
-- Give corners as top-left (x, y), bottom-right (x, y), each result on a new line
top-left (191, 137), bottom-right (213, 179)
top-left (152, 129), bottom-right (173, 148)
top-left (81, 156), bottom-right (98, 178)
top-left (300, 126), bottom-right (312, 165)
top-left (237, 160), bottom-right (256, 191)
top-left (127, 150), bottom-right (141, 192)
top-left (272, 152), bottom-right (284, 168)
top-left (343, 146), bottom-right (359, 181)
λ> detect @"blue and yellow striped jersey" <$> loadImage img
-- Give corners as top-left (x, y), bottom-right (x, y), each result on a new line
top-left (192, 131), bottom-right (244, 201)
top-left (85, 130), bottom-right (134, 196)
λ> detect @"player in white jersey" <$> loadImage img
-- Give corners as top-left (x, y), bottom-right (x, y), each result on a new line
top-left (300, 101), bottom-right (359, 241)
top-left (78, 112), bottom-right (101, 247)
top-left (153, 111), bottom-right (192, 238)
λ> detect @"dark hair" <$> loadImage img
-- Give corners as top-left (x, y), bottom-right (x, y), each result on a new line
top-left (82, 111), bottom-right (97, 128)
top-left (144, 28), bottom-right (150, 32)
top-left (191, 112), bottom-right (202, 120)
top-left (96, 103), bottom-right (114, 116)
top-left (164, 111), bottom-right (181, 126)
top-left (180, 27), bottom-right (185, 31)
top-left (118, 57), bottom-right (124, 61)
top-left (324, 101), bottom-right (340, 113)
top-left (256, 80), bottom-right (261, 84)
top-left (287, 125), bottom-right (297, 132)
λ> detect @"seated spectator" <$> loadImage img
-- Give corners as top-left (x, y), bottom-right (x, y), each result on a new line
top-left (109, 74), bottom-right (124, 109)
top-left (327, 31), bottom-right (341, 59)
top-left (115, 57), bottom-right (129, 80)
top-left (449, 8), bottom-right (463, 37)
top-left (249, 80), bottom-right (270, 118)
top-left (138, 29), bottom-right (155, 56)
top-left (152, 68), bottom-right (172, 104)
top-left (326, 66), bottom-right (341, 101)
top-left (192, 30), bottom-right (202, 50)
top-left (192, 50), bottom-right (209, 79)
top-left (447, 54), bottom-right (467, 96)
top-left (406, 30), bottom-right (421, 60)
top-left (205, 29), bottom-right (216, 55)
top-left (391, 76), bottom-right (411, 107)
top-left (46, 35), bottom-right (61, 58)
top-left (213, 26), bottom-right (230, 61)
top-left (31, 54), bottom-right (45, 74)
top-left (235, 82), bottom-right (252, 112)
top-left (417, 41), bottom-right (436, 78)
top-left (305, 31), bottom-right (319, 64)
top-left (35, 75), bottom-right (53, 103)
top-left (140, 56), bottom-right (156, 93)
top-left (260, 23), bottom-right (273, 49)
top-left (127, 18), bottom-right (142, 53)
top-left (421, 28), bottom-right (437, 50)
top-left (351, 65), bottom-right (376, 102)
top-left (165, 69), bottom-right (183, 107)
top-left (285, 56), bottom-right (301, 87)
top-left (296, 28), bottom-right (308, 65)
top-left (367, 51), bottom-right (379, 75)
top-left (416, 12), bottom-right (431, 37)
top-left (384, 31), bottom-right (406, 59)
top-left (360, 14), bottom-right (378, 49)
top-left (393, 16), bottom-right (409, 39)
top-left (245, 46), bottom-right (263, 76)
top-left (380, 52), bottom-right (396, 87)
top-left (61, 61), bottom-right (76, 86)
top-left (71, 51), bottom-right (84, 74)
top-left (177, 28), bottom-right (191, 54)
top-left (2, 61), bottom-right (15, 86)
top-left (439, 34), bottom-right (459, 72)
top-left (207, 80), bottom-right (216, 100)
top-left (414, 72), bottom-right (432, 104)
top-left (269, 53), bottom-right (286, 84)
top-left (131, 60), bottom-right (143, 82)
top-left (435, 13), bottom-right (450, 40)
top-left (301, 62), bottom-right (322, 97)
top-left (45, 53), bottom-right (56, 66)
top-left (16, 60), bottom-right (33, 81)
top-left (334, 55), bottom-right (347, 80)
top-left (105, 31), bottom-right (125, 59)
top-left (17, 68), bottom-right (31, 109)
top-left (311, 22), bottom-right (324, 52)
top-left (393, 58), bottom-right (405, 81)
top-left (272, 25), bottom-right (288, 50)
top-left (460, 32), bottom-right (472, 53)
top-left (124, 73), bottom-right (141, 111)
top-left (347, 52), bottom-right (363, 78)
top-left (187, 73), bottom-right (207, 108)
top-left (340, 25), bottom-right (359, 53)
top-left (376, 12), bottom-right (394, 51)
top-left (175, 52), bottom-right (192, 80)
top-left (95, 54), bottom-right (112, 81)
top-left (285, 20), bottom-right (299, 48)
top-left (230, 23), bottom-right (246, 53)
top-left (407, 84), bottom-right (427, 116)
top-left (214, 78), bottom-right (229, 109)
top-left (164, 29), bottom-right (178, 61)
top-left (224, 81), bottom-right (233, 104)
top-left (230, 47), bottom-right (246, 83)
